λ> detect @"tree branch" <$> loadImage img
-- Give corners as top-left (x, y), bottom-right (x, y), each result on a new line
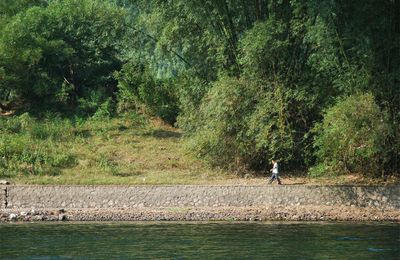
top-left (129, 25), bottom-right (192, 67)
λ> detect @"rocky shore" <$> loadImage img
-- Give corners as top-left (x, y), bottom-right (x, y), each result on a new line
top-left (1, 206), bottom-right (399, 222)
top-left (2, 184), bottom-right (399, 222)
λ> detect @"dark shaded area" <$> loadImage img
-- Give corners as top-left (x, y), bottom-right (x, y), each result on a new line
top-left (73, 129), bottom-right (92, 139)
top-left (144, 129), bottom-right (182, 139)
top-left (112, 171), bottom-right (143, 177)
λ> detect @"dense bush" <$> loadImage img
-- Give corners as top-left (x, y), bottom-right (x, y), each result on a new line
top-left (175, 73), bottom-right (212, 133)
top-left (311, 93), bottom-right (391, 176)
top-left (246, 86), bottom-right (300, 168)
top-left (188, 78), bottom-right (300, 171)
top-left (0, 0), bottom-right (127, 113)
top-left (188, 78), bottom-right (256, 169)
top-left (239, 19), bottom-right (290, 80)
top-left (115, 63), bottom-right (179, 124)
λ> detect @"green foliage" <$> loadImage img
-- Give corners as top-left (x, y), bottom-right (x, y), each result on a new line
top-left (312, 93), bottom-right (391, 176)
top-left (184, 0), bottom-right (398, 175)
top-left (0, 112), bottom-right (151, 179)
top-left (92, 98), bottom-right (116, 121)
top-left (0, 114), bottom-right (77, 177)
top-left (0, 0), bottom-right (127, 112)
top-left (115, 63), bottom-right (179, 124)
top-left (239, 18), bottom-right (290, 80)
top-left (236, 15), bottom-right (325, 169)
top-left (188, 78), bottom-right (256, 169)
top-left (0, 0), bottom-right (398, 178)
top-left (246, 86), bottom-right (298, 167)
top-left (175, 73), bottom-right (211, 133)
top-left (29, 119), bottom-right (74, 141)
top-left (0, 113), bottom-right (31, 134)
top-left (0, 0), bottom-right (47, 18)
top-left (188, 77), bottom-right (308, 171)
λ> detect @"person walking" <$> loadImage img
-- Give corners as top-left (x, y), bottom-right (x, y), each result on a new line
top-left (268, 160), bottom-right (282, 185)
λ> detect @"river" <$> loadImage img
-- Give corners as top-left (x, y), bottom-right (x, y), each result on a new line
top-left (1, 222), bottom-right (399, 259)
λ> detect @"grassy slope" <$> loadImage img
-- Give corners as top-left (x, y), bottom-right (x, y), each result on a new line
top-left (1, 114), bottom-right (235, 184)
top-left (0, 114), bottom-right (397, 185)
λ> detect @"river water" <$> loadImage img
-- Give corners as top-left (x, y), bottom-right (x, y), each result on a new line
top-left (0, 222), bottom-right (399, 259)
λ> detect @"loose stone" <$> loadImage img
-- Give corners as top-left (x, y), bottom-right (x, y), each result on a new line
top-left (58, 214), bottom-right (67, 221)
top-left (9, 213), bottom-right (17, 221)
top-left (32, 215), bottom-right (44, 221)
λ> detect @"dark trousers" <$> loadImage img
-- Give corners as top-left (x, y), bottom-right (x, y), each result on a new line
top-left (268, 172), bottom-right (281, 184)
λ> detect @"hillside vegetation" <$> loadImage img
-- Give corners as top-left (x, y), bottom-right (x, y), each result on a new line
top-left (0, 0), bottom-right (398, 182)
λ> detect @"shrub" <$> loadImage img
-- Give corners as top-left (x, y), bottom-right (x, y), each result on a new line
top-left (29, 119), bottom-right (74, 141)
top-left (115, 63), bottom-right (179, 124)
top-left (312, 93), bottom-right (391, 176)
top-left (187, 78), bottom-right (256, 169)
top-left (0, 133), bottom-right (76, 177)
top-left (92, 98), bottom-right (115, 121)
top-left (0, 112), bottom-right (32, 134)
top-left (175, 73), bottom-right (212, 133)
top-left (246, 86), bottom-right (297, 168)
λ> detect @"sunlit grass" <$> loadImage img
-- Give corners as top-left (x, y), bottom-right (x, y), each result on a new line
top-left (0, 113), bottom-right (234, 185)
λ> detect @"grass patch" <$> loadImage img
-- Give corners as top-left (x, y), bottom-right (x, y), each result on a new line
top-left (0, 113), bottom-right (233, 184)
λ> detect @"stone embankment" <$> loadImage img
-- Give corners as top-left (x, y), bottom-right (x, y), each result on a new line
top-left (1, 185), bottom-right (399, 222)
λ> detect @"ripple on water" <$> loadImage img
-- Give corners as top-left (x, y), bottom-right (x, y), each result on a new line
top-left (0, 222), bottom-right (399, 259)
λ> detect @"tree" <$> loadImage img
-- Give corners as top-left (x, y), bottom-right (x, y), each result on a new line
top-left (0, 0), bottom-right (127, 113)
top-left (312, 93), bottom-right (391, 176)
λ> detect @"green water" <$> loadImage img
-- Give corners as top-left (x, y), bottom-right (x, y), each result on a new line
top-left (0, 222), bottom-right (399, 259)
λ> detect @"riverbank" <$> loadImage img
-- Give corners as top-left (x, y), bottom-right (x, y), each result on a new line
top-left (1, 184), bottom-right (399, 222)
top-left (1, 206), bottom-right (399, 222)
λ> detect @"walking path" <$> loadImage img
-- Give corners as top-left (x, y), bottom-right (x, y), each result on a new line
top-left (1, 184), bottom-right (399, 222)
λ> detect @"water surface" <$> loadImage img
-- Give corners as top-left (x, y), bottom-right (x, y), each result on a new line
top-left (1, 222), bottom-right (399, 259)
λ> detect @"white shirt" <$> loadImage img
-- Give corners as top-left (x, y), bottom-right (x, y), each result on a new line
top-left (272, 162), bottom-right (278, 174)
